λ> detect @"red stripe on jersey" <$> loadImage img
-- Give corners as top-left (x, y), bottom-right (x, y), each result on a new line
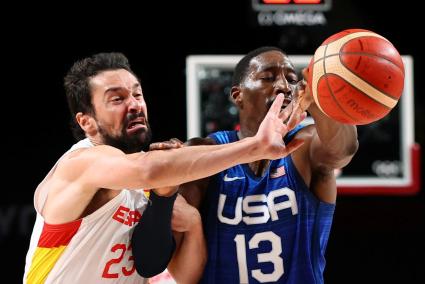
top-left (38, 219), bottom-right (82, 248)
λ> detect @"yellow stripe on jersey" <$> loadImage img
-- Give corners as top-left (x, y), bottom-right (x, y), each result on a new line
top-left (26, 246), bottom-right (66, 284)
top-left (26, 219), bottom-right (82, 283)
top-left (144, 189), bottom-right (151, 198)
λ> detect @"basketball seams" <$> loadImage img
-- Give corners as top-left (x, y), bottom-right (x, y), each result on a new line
top-left (312, 45), bottom-right (327, 65)
top-left (326, 71), bottom-right (391, 111)
top-left (311, 46), bottom-right (326, 114)
top-left (338, 52), bottom-right (403, 100)
top-left (338, 51), bottom-right (405, 75)
top-left (318, 45), bottom-right (358, 123)
top-left (329, 54), bottom-right (397, 108)
top-left (313, 51), bottom-right (404, 76)
top-left (322, 42), bottom-right (359, 123)
top-left (324, 32), bottom-right (387, 56)
top-left (322, 72), bottom-right (359, 124)
top-left (310, 29), bottom-right (402, 124)
top-left (313, 52), bottom-right (396, 109)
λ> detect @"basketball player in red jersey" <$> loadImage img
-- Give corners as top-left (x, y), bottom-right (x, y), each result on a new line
top-left (23, 52), bottom-right (306, 284)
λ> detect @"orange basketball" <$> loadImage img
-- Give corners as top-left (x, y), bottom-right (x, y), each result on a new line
top-left (308, 29), bottom-right (405, 125)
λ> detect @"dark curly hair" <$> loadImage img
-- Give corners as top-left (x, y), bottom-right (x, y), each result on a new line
top-left (64, 52), bottom-right (136, 140)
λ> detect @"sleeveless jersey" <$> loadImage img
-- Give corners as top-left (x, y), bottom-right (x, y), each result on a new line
top-left (201, 129), bottom-right (335, 284)
top-left (23, 139), bottom-right (149, 284)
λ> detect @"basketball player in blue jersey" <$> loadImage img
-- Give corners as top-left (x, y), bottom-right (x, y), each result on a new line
top-left (176, 47), bottom-right (359, 284)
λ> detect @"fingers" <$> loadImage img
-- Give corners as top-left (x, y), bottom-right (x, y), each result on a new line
top-left (149, 138), bottom-right (183, 151)
top-left (287, 106), bottom-right (307, 131)
top-left (149, 142), bottom-right (167, 150)
top-left (297, 79), bottom-right (307, 93)
top-left (170, 138), bottom-right (183, 145)
top-left (278, 99), bottom-right (307, 132)
top-left (275, 123), bottom-right (288, 137)
top-left (302, 67), bottom-right (309, 80)
top-left (278, 101), bottom-right (293, 121)
top-left (268, 93), bottom-right (284, 115)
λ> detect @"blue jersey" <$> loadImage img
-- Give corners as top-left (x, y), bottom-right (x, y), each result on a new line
top-left (200, 128), bottom-right (335, 284)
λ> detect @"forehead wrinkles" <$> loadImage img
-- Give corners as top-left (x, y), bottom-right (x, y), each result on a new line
top-left (90, 70), bottom-right (140, 92)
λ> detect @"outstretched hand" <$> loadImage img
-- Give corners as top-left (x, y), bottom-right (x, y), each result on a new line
top-left (279, 67), bottom-right (314, 130)
top-left (255, 94), bottom-right (305, 160)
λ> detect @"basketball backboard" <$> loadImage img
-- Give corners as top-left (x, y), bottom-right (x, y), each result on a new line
top-left (186, 55), bottom-right (420, 195)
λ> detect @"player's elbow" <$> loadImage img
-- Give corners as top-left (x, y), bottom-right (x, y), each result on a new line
top-left (319, 138), bottom-right (359, 170)
top-left (333, 139), bottom-right (359, 169)
top-left (333, 136), bottom-right (359, 162)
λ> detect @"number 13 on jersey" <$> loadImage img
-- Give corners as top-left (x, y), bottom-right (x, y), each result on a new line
top-left (234, 231), bottom-right (284, 283)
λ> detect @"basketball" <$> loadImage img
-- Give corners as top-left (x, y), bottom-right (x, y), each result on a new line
top-left (307, 29), bottom-right (405, 125)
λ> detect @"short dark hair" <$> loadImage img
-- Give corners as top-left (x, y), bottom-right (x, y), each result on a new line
top-left (232, 46), bottom-right (284, 86)
top-left (64, 52), bottom-right (135, 140)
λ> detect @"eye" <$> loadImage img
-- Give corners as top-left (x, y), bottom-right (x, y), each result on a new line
top-left (286, 74), bottom-right (298, 85)
top-left (134, 93), bottom-right (143, 100)
top-left (260, 74), bottom-right (275, 81)
top-left (288, 78), bottom-right (298, 85)
top-left (262, 76), bottom-right (274, 81)
top-left (111, 96), bottom-right (123, 103)
top-left (258, 71), bottom-right (275, 82)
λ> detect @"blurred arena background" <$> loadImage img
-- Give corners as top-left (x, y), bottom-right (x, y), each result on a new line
top-left (2, 1), bottom-right (424, 283)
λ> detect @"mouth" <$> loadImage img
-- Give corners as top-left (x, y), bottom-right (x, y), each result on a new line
top-left (282, 98), bottom-right (292, 109)
top-left (278, 92), bottom-right (292, 109)
top-left (126, 117), bottom-right (147, 132)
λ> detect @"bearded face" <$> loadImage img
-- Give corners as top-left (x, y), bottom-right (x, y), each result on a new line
top-left (97, 112), bottom-right (152, 154)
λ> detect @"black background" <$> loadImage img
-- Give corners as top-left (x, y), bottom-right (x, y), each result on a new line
top-left (2, 1), bottom-right (424, 283)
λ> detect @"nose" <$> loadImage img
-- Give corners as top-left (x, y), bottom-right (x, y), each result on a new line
top-left (128, 95), bottom-right (143, 114)
top-left (274, 76), bottom-right (292, 98)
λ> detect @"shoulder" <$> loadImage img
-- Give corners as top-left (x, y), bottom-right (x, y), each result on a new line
top-left (56, 145), bottom-right (125, 179)
top-left (66, 144), bottom-right (124, 161)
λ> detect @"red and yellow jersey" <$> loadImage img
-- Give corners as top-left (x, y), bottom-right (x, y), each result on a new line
top-left (23, 139), bottom-right (149, 284)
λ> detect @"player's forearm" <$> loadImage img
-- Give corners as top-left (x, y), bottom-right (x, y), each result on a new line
top-left (168, 218), bottom-right (206, 283)
top-left (309, 103), bottom-right (359, 157)
top-left (138, 137), bottom-right (261, 189)
top-left (132, 191), bottom-right (177, 278)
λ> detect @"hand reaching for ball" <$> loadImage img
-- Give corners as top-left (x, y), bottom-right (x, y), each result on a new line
top-left (293, 68), bottom-right (315, 112)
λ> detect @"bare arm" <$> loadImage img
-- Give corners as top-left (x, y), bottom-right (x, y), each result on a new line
top-left (308, 105), bottom-right (359, 169)
top-left (292, 69), bottom-right (358, 203)
top-left (298, 68), bottom-right (358, 171)
top-left (44, 94), bottom-right (304, 223)
top-left (164, 139), bottom-right (215, 282)
top-left (168, 195), bottom-right (206, 283)
top-left (62, 93), bottom-right (304, 192)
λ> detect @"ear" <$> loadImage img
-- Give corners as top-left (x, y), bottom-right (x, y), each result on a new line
top-left (76, 112), bottom-right (98, 136)
top-left (231, 86), bottom-right (243, 109)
